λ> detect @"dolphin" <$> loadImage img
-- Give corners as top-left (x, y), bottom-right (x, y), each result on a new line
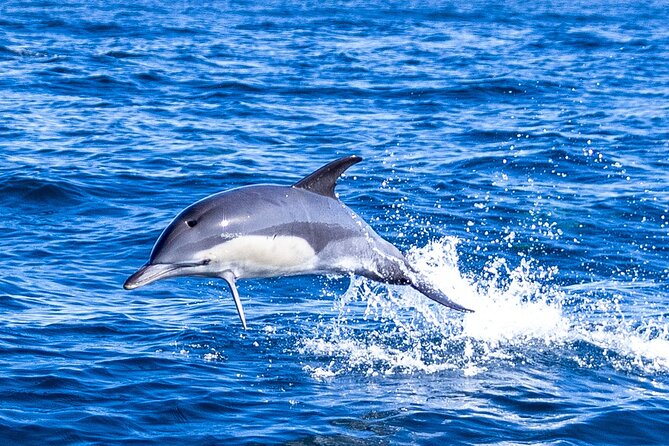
top-left (124, 155), bottom-right (471, 328)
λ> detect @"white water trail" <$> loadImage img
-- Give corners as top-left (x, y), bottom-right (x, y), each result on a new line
top-left (300, 237), bottom-right (669, 379)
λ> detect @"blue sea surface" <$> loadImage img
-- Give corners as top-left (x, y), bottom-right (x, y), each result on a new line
top-left (1, 0), bottom-right (669, 444)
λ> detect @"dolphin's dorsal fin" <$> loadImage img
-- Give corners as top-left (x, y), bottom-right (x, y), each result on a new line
top-left (293, 155), bottom-right (362, 198)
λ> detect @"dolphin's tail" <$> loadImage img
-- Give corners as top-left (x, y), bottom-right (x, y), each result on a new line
top-left (410, 275), bottom-right (473, 313)
top-left (367, 254), bottom-right (473, 312)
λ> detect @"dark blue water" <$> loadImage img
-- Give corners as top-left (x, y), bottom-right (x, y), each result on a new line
top-left (2, 1), bottom-right (669, 444)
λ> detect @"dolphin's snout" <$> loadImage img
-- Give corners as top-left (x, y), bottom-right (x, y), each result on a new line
top-left (124, 261), bottom-right (210, 290)
top-left (123, 263), bottom-right (178, 290)
top-left (124, 264), bottom-right (154, 290)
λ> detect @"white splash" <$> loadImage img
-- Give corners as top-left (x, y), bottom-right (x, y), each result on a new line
top-left (300, 237), bottom-right (669, 379)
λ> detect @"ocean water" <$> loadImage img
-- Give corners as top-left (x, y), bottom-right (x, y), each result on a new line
top-left (1, 0), bottom-right (668, 444)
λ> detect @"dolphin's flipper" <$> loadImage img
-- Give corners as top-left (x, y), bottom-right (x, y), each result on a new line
top-left (410, 276), bottom-right (473, 313)
top-left (293, 155), bottom-right (362, 198)
top-left (221, 271), bottom-right (247, 329)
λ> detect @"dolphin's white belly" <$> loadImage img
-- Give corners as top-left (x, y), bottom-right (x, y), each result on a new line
top-left (196, 235), bottom-right (318, 278)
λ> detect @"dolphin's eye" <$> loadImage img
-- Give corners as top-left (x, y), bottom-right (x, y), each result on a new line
top-left (186, 220), bottom-right (198, 228)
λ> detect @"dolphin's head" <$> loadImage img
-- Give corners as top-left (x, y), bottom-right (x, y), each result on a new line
top-left (123, 185), bottom-right (315, 291)
top-left (123, 195), bottom-right (231, 290)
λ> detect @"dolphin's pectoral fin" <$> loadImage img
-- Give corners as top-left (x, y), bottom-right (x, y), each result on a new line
top-left (220, 271), bottom-right (248, 329)
top-left (293, 155), bottom-right (362, 199)
top-left (410, 277), bottom-right (473, 313)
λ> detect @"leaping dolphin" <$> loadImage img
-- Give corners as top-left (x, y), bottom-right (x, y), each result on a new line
top-left (124, 155), bottom-right (471, 328)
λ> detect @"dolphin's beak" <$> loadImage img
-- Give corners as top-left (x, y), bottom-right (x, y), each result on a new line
top-left (123, 261), bottom-right (209, 290)
top-left (124, 263), bottom-right (179, 290)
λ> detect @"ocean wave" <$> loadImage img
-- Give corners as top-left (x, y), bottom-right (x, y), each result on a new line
top-left (300, 237), bottom-right (669, 379)
top-left (0, 175), bottom-right (87, 206)
top-left (1, 0), bottom-right (667, 443)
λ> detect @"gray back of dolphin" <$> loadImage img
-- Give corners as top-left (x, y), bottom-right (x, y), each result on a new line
top-left (124, 155), bottom-right (471, 329)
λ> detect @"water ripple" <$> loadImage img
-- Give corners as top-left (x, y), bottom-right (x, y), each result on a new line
top-left (1, 0), bottom-right (668, 444)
